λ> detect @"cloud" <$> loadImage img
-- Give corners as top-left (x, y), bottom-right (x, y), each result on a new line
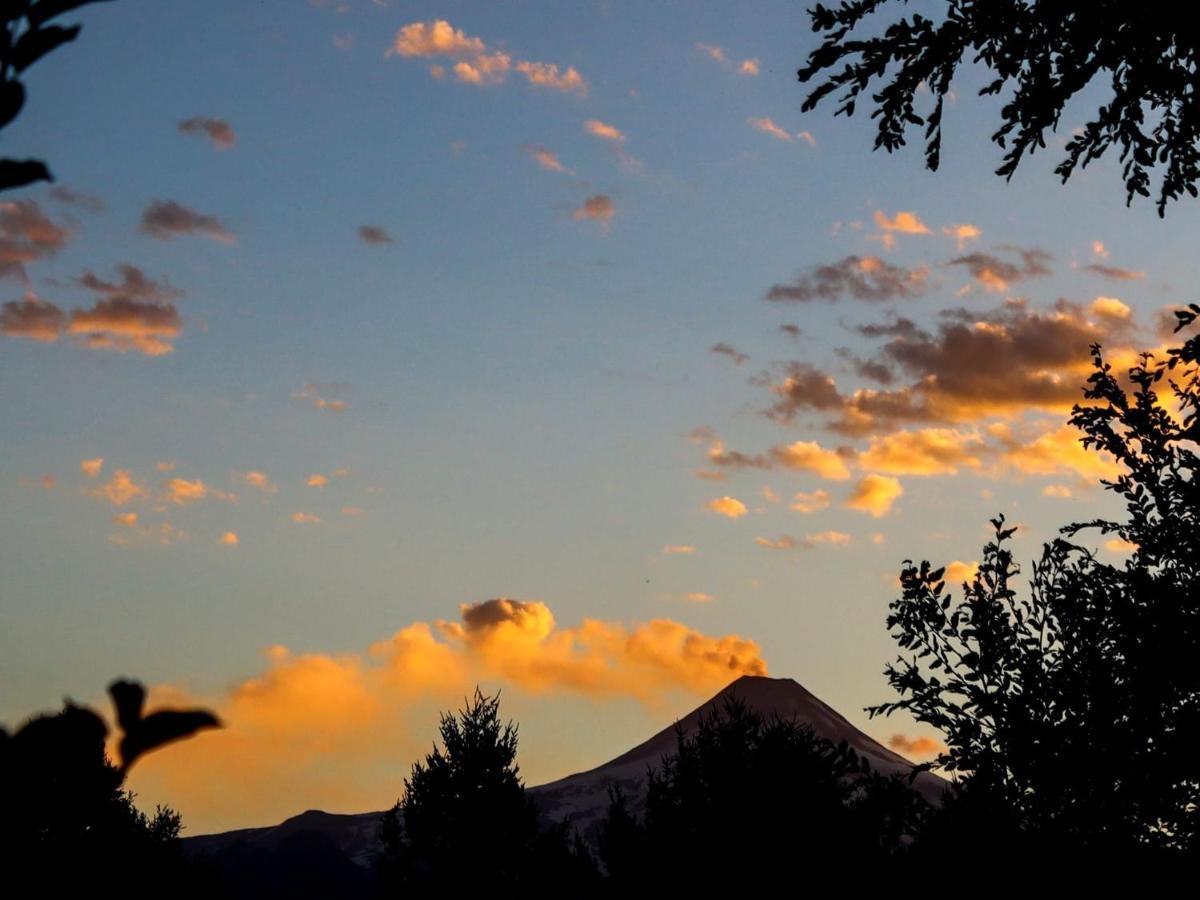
top-left (942, 224), bottom-right (981, 250)
top-left (873, 210), bottom-right (930, 236)
top-left (747, 116), bottom-right (792, 141)
top-left (766, 256), bottom-right (930, 303)
top-left (755, 535), bottom-right (796, 550)
top-left (357, 225), bottom-right (393, 245)
top-left (112, 512), bottom-right (138, 527)
top-left (291, 512), bottom-right (322, 524)
top-left (49, 186), bottom-right (105, 213)
top-left (514, 61), bottom-right (586, 95)
top-left (1082, 263), bottom-right (1145, 281)
top-left (683, 592), bottom-right (714, 603)
top-left (946, 247), bottom-right (1051, 293)
top-left (803, 530), bottom-right (851, 546)
top-left (388, 20), bottom-right (586, 95)
top-left (67, 266), bottom-right (184, 355)
top-left (295, 383), bottom-right (349, 412)
top-left (0, 200), bottom-right (70, 281)
top-left (1042, 483), bottom-right (1073, 498)
top-left (697, 44), bottom-right (759, 76)
top-left (706, 438), bottom-right (851, 480)
top-left (573, 194), bottom-right (614, 225)
top-left (993, 422), bottom-right (1121, 481)
top-left (1, 293), bottom-right (66, 342)
top-left (243, 471), bottom-right (277, 493)
top-left (789, 489), bottom-right (831, 513)
top-left (779, 324), bottom-right (802, 340)
top-left (707, 496), bottom-right (748, 518)
top-left (765, 297), bottom-right (1140, 435)
top-left (844, 474), bottom-right (902, 517)
top-left (164, 478), bottom-right (208, 505)
top-left (88, 469), bottom-right (148, 506)
top-left (305, 474), bottom-right (328, 488)
top-left (38, 474), bottom-right (55, 489)
top-left (857, 428), bottom-right (986, 476)
top-left (341, 506), bottom-right (365, 516)
top-left (219, 531), bottom-right (239, 546)
top-left (388, 20), bottom-right (485, 57)
top-left (178, 117), bottom-right (236, 149)
top-left (140, 200), bottom-right (235, 244)
top-left (944, 560), bottom-right (979, 582)
top-left (522, 144), bottom-right (571, 174)
top-left (126, 598), bottom-right (766, 830)
top-left (887, 734), bottom-right (944, 760)
top-left (1092, 240), bottom-right (1109, 259)
top-left (583, 119), bottom-right (625, 142)
top-left (80, 457), bottom-right (104, 478)
top-left (711, 342), bottom-right (748, 366)
top-left (663, 545), bottom-right (696, 555)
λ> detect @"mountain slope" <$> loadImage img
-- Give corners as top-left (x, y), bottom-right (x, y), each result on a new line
top-left (185, 675), bottom-right (945, 890)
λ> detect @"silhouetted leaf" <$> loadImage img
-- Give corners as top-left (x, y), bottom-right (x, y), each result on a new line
top-left (0, 157), bottom-right (52, 190)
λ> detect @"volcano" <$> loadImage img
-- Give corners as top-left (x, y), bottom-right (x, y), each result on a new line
top-left (185, 675), bottom-right (945, 895)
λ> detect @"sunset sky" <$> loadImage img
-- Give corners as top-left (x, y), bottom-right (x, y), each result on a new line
top-left (1, 0), bottom-right (1192, 833)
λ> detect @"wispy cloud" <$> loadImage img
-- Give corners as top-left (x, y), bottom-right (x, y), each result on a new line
top-left (178, 117), bottom-right (236, 149)
top-left (140, 200), bottom-right (235, 244)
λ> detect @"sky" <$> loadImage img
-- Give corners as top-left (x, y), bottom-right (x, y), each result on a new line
top-left (2, 0), bottom-right (1195, 833)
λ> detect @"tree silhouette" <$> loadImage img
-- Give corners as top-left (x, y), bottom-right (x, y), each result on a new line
top-left (598, 696), bottom-right (926, 891)
top-left (0, 678), bottom-right (220, 895)
top-left (799, 2), bottom-right (1200, 215)
top-left (1, 1), bottom-right (114, 192)
top-left (871, 314), bottom-right (1200, 859)
top-left (379, 688), bottom-right (598, 898)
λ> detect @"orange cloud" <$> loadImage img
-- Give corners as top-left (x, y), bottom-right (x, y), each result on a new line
top-left (88, 470), bottom-right (148, 506)
top-left (844, 474), bottom-right (902, 517)
top-left (683, 592), bottom-right (715, 603)
top-left (127, 599), bottom-right (766, 831)
top-left (583, 119), bottom-right (625, 142)
top-left (80, 457), bottom-right (104, 478)
top-left (243, 471), bottom-right (277, 493)
top-left (739, 59), bottom-right (760, 76)
top-left (573, 194), bottom-right (614, 224)
top-left (747, 116), bottom-right (792, 141)
top-left (307, 474), bottom-right (329, 488)
top-left (388, 20), bottom-right (586, 95)
top-left (164, 478), bottom-right (207, 505)
top-left (873, 210), bottom-right (930, 235)
top-left (887, 734), bottom-right (944, 760)
top-left (523, 144), bottom-right (571, 174)
top-left (942, 223), bottom-right (981, 249)
top-left (219, 531), bottom-right (239, 546)
top-left (1, 293), bottom-right (66, 341)
top-left (112, 512), bottom-right (139, 527)
top-left (291, 512), bottom-right (321, 524)
top-left (944, 560), bottom-right (980, 582)
top-left (707, 496), bottom-right (748, 518)
top-left (0, 200), bottom-right (69, 281)
top-left (789, 489), bottom-right (831, 513)
top-left (663, 544), bottom-right (696, 555)
top-left (858, 428), bottom-right (985, 476)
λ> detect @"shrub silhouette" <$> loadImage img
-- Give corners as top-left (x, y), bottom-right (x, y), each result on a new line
top-left (871, 312), bottom-right (1200, 860)
top-left (0, 678), bottom-right (220, 895)
top-left (598, 696), bottom-right (926, 891)
top-left (1, 0), bottom-right (114, 192)
top-left (798, 2), bottom-right (1200, 214)
top-left (378, 687), bottom-right (598, 898)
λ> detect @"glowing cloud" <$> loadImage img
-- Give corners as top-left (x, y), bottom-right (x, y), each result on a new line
top-left (573, 194), bottom-right (615, 225)
top-left (523, 144), bottom-right (572, 174)
top-left (127, 598), bottom-right (766, 830)
top-left (844, 474), bottom-right (903, 517)
top-left (164, 478), bottom-right (208, 505)
top-left (887, 734), bottom-right (944, 760)
top-left (89, 470), bottom-right (148, 506)
top-left (790, 490), bottom-right (831, 513)
top-left (583, 119), bottom-right (625, 142)
top-left (291, 512), bottom-right (322, 524)
top-left (873, 210), bottom-right (930, 235)
top-left (707, 496), bottom-right (748, 518)
top-left (307, 474), bottom-right (329, 488)
top-left (219, 531), bottom-right (239, 546)
top-left (663, 545), bottom-right (696, 555)
top-left (747, 116), bottom-right (792, 142)
top-left (243, 471), bottom-right (278, 493)
top-left (80, 457), bottom-right (105, 478)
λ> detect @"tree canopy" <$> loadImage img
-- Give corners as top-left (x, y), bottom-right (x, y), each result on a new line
top-left (799, 1), bottom-right (1200, 215)
top-left (870, 311), bottom-right (1200, 859)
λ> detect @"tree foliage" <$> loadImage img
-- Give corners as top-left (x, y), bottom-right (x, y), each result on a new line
top-left (799, 1), bottom-right (1200, 215)
top-left (1, 0), bottom-right (114, 192)
top-left (871, 312), bottom-right (1200, 858)
top-left (0, 679), bottom-right (221, 895)
top-left (379, 688), bottom-right (598, 898)
top-left (599, 697), bottom-right (926, 890)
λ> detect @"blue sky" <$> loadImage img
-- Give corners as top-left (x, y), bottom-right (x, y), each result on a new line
top-left (2, 0), bottom-right (1195, 831)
